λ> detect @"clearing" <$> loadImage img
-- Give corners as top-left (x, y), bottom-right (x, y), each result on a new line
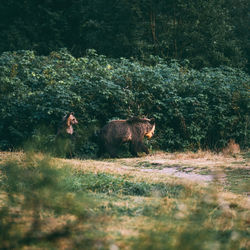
top-left (0, 150), bottom-right (249, 249)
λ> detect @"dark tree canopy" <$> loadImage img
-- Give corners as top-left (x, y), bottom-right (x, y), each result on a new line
top-left (0, 0), bottom-right (249, 71)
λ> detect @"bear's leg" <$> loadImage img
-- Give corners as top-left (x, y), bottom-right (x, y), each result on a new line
top-left (141, 143), bottom-right (149, 154)
top-left (97, 143), bottom-right (105, 158)
top-left (129, 141), bottom-right (139, 157)
top-left (137, 142), bottom-right (149, 155)
top-left (106, 144), bottom-right (118, 158)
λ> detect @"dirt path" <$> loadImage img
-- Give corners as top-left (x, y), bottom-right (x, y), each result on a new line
top-left (141, 166), bottom-right (214, 182)
top-left (110, 151), bottom-right (250, 196)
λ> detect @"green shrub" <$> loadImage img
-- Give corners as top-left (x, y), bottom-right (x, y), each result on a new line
top-left (0, 49), bottom-right (249, 155)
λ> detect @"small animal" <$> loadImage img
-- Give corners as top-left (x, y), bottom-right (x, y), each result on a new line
top-left (57, 112), bottom-right (78, 136)
top-left (55, 112), bottom-right (78, 157)
top-left (99, 117), bottom-right (155, 157)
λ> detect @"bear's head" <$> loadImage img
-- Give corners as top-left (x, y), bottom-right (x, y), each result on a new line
top-left (64, 112), bottom-right (78, 127)
top-left (127, 117), bottom-right (155, 139)
top-left (144, 118), bottom-right (155, 139)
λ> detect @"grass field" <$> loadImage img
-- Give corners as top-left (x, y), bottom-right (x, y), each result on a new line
top-left (0, 151), bottom-right (249, 249)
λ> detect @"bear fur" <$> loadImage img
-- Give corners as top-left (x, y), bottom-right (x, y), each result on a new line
top-left (99, 117), bottom-right (155, 157)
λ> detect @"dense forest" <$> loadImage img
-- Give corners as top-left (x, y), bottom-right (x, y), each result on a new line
top-left (0, 0), bottom-right (249, 72)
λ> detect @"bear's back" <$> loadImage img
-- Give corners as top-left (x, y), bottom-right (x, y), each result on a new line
top-left (101, 120), bottom-right (132, 141)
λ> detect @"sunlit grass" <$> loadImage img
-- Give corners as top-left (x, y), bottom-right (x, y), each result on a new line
top-left (0, 151), bottom-right (249, 249)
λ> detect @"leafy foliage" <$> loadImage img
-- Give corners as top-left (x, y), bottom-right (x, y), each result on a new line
top-left (0, 50), bottom-right (249, 156)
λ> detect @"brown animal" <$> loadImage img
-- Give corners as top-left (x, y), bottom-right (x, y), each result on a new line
top-left (99, 117), bottom-right (155, 157)
top-left (57, 112), bottom-right (78, 136)
top-left (56, 112), bottom-right (78, 157)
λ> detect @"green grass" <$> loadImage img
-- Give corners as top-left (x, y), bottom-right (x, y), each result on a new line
top-left (0, 157), bottom-right (108, 249)
top-left (225, 167), bottom-right (250, 194)
top-left (135, 161), bottom-right (166, 169)
top-left (242, 151), bottom-right (250, 160)
top-left (198, 167), bottom-right (212, 175)
top-left (0, 152), bottom-right (249, 250)
top-left (63, 170), bottom-right (185, 198)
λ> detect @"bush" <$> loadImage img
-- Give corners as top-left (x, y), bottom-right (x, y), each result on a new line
top-left (0, 49), bottom-right (249, 155)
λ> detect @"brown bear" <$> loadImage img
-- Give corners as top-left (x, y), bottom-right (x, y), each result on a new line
top-left (99, 117), bottom-right (155, 157)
